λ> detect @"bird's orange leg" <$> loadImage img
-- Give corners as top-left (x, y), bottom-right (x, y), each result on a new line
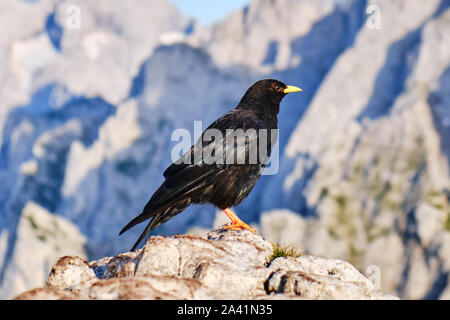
top-left (223, 208), bottom-right (257, 233)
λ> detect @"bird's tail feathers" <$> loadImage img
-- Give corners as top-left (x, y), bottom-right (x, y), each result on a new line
top-left (129, 206), bottom-right (182, 251)
top-left (129, 215), bottom-right (161, 251)
top-left (119, 204), bottom-right (165, 236)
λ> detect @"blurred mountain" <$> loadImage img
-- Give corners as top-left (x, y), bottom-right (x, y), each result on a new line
top-left (0, 0), bottom-right (449, 299)
top-left (259, 0), bottom-right (450, 299)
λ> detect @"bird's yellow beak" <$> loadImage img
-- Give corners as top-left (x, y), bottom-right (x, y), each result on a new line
top-left (284, 85), bottom-right (303, 93)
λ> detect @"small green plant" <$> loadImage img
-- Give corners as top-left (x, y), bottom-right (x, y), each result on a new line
top-left (268, 242), bottom-right (304, 263)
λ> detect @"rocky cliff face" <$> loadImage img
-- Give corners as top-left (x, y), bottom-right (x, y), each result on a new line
top-left (1, 0), bottom-right (449, 300)
top-left (14, 228), bottom-right (396, 300)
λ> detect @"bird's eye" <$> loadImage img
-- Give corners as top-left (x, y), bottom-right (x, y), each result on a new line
top-left (274, 85), bottom-right (280, 91)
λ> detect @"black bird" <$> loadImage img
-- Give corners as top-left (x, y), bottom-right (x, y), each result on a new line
top-left (120, 79), bottom-right (302, 251)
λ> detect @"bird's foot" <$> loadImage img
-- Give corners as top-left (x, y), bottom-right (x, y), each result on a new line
top-left (223, 208), bottom-right (257, 234)
top-left (224, 221), bottom-right (257, 234)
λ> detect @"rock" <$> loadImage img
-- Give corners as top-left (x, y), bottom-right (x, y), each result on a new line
top-left (14, 228), bottom-right (396, 300)
top-left (14, 287), bottom-right (80, 300)
top-left (84, 276), bottom-right (213, 300)
top-left (191, 0), bottom-right (337, 70)
top-left (45, 256), bottom-right (95, 291)
top-left (266, 256), bottom-right (396, 299)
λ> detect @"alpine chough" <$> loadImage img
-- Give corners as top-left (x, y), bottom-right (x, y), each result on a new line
top-left (120, 79), bottom-right (302, 251)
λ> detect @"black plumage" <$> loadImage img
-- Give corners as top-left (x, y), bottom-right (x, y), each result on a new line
top-left (119, 79), bottom-right (302, 251)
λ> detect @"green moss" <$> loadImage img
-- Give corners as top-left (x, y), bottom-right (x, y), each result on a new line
top-left (425, 189), bottom-right (449, 211)
top-left (27, 215), bottom-right (39, 231)
top-left (422, 190), bottom-right (450, 232)
top-left (406, 153), bottom-right (426, 171)
top-left (426, 190), bottom-right (442, 198)
top-left (432, 203), bottom-right (444, 210)
top-left (405, 136), bottom-right (426, 172)
top-left (26, 214), bottom-right (52, 243)
top-left (268, 242), bottom-right (304, 263)
top-left (445, 214), bottom-right (450, 232)
top-left (325, 194), bottom-right (355, 239)
top-left (381, 198), bottom-right (402, 211)
top-left (368, 172), bottom-right (384, 196)
top-left (335, 195), bottom-right (347, 209)
top-left (319, 187), bottom-right (329, 200)
top-left (353, 162), bottom-right (364, 178)
top-left (327, 227), bottom-right (340, 239)
top-left (366, 227), bottom-right (391, 243)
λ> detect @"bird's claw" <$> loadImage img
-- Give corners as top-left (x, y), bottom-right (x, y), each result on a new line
top-left (224, 222), bottom-right (257, 234)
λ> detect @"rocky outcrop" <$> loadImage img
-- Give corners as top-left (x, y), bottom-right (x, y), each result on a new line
top-left (15, 228), bottom-right (396, 300)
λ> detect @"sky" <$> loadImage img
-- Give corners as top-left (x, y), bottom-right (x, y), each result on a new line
top-left (171, 0), bottom-right (250, 26)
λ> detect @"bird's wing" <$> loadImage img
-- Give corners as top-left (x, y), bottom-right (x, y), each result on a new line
top-left (119, 124), bottom-right (228, 236)
top-left (161, 110), bottom-right (240, 178)
top-left (164, 109), bottom-right (271, 180)
top-left (119, 162), bottom-right (215, 236)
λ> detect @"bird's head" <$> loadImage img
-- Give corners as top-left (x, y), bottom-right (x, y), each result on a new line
top-left (239, 79), bottom-right (302, 114)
